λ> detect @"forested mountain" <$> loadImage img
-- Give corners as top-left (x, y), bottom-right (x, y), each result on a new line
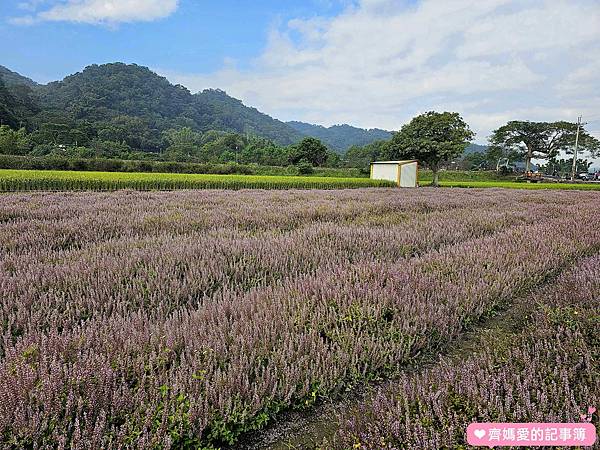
top-left (0, 63), bottom-right (408, 154)
top-left (195, 89), bottom-right (304, 145)
top-left (0, 63), bottom-right (343, 166)
top-left (465, 143), bottom-right (488, 154)
top-left (0, 65), bottom-right (38, 88)
top-left (0, 76), bottom-right (40, 129)
top-left (0, 79), bottom-right (19, 128)
top-left (2, 62), bottom-right (468, 169)
top-left (288, 121), bottom-right (392, 153)
top-left (27, 63), bottom-right (302, 148)
top-left (0, 66), bottom-right (40, 128)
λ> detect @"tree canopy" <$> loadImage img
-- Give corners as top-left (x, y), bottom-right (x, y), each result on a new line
top-left (489, 121), bottom-right (600, 172)
top-left (388, 111), bottom-right (474, 186)
top-left (289, 137), bottom-right (330, 167)
top-left (344, 140), bottom-right (391, 172)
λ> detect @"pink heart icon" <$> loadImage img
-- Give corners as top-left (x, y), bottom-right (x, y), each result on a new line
top-left (588, 407), bottom-right (597, 414)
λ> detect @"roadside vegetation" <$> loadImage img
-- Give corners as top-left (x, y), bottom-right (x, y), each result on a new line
top-left (435, 180), bottom-right (600, 190)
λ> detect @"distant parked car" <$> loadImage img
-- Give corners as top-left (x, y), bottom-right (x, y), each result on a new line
top-left (578, 173), bottom-right (591, 181)
top-left (542, 174), bottom-right (559, 181)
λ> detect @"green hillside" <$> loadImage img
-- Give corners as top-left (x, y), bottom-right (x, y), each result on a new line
top-left (0, 65), bottom-right (38, 88)
top-left (288, 121), bottom-right (392, 153)
top-left (32, 63), bottom-right (302, 148)
top-left (0, 63), bottom-right (412, 153)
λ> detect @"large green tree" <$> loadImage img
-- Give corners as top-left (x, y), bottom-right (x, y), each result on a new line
top-left (162, 127), bottom-right (202, 161)
top-left (489, 121), bottom-right (600, 173)
top-left (344, 140), bottom-right (390, 172)
top-left (389, 111), bottom-right (474, 186)
top-left (0, 125), bottom-right (32, 155)
top-left (289, 137), bottom-right (329, 166)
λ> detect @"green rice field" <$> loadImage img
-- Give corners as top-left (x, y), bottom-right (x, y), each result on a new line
top-left (1, 169), bottom-right (598, 192)
top-left (0, 169), bottom-right (394, 191)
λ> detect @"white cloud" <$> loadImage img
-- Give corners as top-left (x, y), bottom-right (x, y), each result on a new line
top-left (9, 15), bottom-right (36, 25)
top-left (17, 0), bottom-right (51, 12)
top-left (457, 0), bottom-right (600, 59)
top-left (161, 0), bottom-right (600, 146)
top-left (10, 0), bottom-right (179, 25)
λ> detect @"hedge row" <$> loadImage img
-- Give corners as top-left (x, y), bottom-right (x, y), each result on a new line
top-left (0, 155), bottom-right (366, 178)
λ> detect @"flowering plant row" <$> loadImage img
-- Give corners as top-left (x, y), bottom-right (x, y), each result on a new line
top-left (333, 253), bottom-right (600, 449)
top-left (0, 189), bottom-right (598, 448)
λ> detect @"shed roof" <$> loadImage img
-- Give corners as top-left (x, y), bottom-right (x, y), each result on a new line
top-left (370, 160), bottom-right (418, 165)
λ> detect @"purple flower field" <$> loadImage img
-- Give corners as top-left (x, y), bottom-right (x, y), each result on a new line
top-left (333, 252), bottom-right (600, 449)
top-left (0, 188), bottom-right (599, 448)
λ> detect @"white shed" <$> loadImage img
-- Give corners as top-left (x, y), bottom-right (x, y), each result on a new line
top-left (370, 160), bottom-right (419, 187)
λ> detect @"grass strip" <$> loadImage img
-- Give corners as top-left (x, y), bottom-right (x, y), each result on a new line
top-left (434, 180), bottom-right (600, 190)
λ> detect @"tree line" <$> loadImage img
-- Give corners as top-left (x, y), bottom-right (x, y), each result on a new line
top-left (2, 113), bottom-right (598, 184)
top-left (346, 113), bottom-right (600, 186)
top-left (0, 123), bottom-right (339, 173)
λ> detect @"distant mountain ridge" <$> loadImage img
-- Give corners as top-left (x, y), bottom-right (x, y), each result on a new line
top-left (465, 143), bottom-right (488, 154)
top-left (31, 63), bottom-right (304, 147)
top-left (0, 66), bottom-right (38, 88)
top-left (288, 121), bottom-right (392, 153)
top-left (0, 63), bottom-right (397, 151)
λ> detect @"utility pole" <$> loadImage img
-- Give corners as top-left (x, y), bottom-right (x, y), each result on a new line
top-left (571, 116), bottom-right (582, 181)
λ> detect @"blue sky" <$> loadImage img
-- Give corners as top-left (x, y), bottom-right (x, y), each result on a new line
top-left (0, 0), bottom-right (348, 83)
top-left (1, 0), bottom-right (599, 155)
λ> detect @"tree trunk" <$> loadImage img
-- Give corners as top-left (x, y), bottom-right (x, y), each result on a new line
top-left (525, 145), bottom-right (532, 173)
top-left (432, 168), bottom-right (440, 187)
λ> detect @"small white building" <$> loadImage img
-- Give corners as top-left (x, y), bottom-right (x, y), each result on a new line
top-left (370, 160), bottom-right (419, 187)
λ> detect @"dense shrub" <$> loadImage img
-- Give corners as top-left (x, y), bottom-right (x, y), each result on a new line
top-left (296, 159), bottom-right (314, 175)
